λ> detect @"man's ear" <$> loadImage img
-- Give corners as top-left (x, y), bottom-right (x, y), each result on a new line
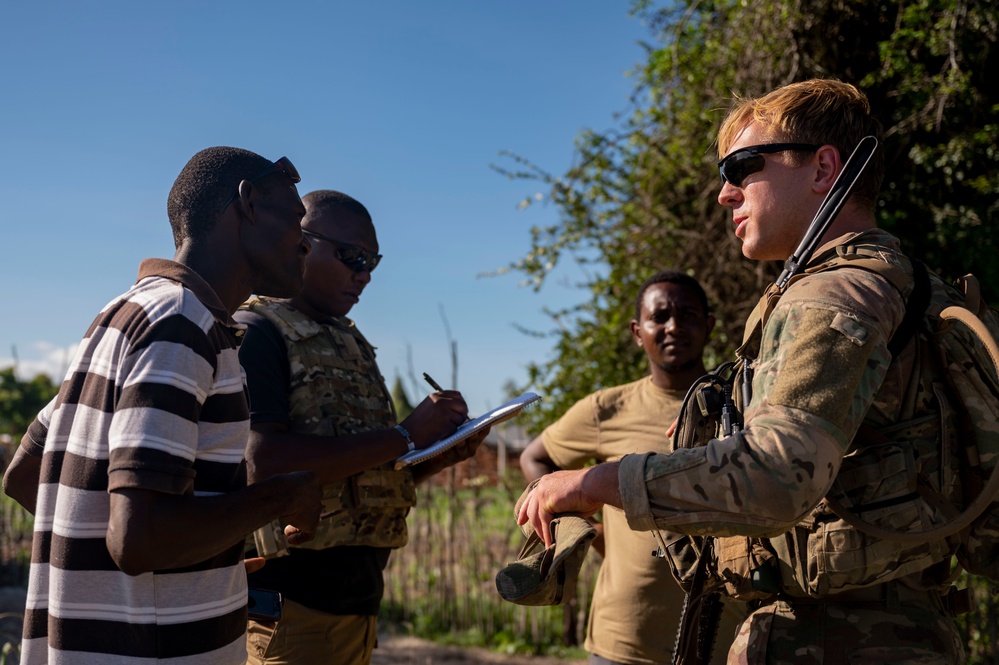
top-left (705, 313), bottom-right (717, 337)
top-left (813, 145), bottom-right (842, 194)
top-left (234, 179), bottom-right (255, 221)
top-left (629, 319), bottom-right (643, 347)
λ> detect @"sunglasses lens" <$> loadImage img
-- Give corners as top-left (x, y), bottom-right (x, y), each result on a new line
top-left (721, 152), bottom-right (765, 187)
top-left (305, 229), bottom-right (380, 273)
top-left (337, 246), bottom-right (379, 273)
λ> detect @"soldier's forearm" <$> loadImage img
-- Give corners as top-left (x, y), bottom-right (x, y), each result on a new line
top-left (580, 462), bottom-right (622, 510)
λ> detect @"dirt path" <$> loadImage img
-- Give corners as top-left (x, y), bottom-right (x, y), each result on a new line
top-left (373, 634), bottom-right (586, 665)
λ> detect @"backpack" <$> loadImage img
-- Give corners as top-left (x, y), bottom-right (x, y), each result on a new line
top-left (669, 246), bottom-right (999, 600)
top-left (823, 257), bottom-right (999, 582)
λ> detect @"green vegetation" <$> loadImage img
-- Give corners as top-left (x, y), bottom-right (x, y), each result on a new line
top-left (491, 0), bottom-right (999, 659)
top-left (957, 573), bottom-right (999, 663)
top-left (496, 0), bottom-right (999, 433)
top-left (0, 492), bottom-right (30, 664)
top-left (382, 479), bottom-right (596, 658)
top-left (391, 375), bottom-right (415, 421)
top-left (3, 2), bottom-right (999, 659)
top-left (1, 366), bottom-right (53, 664)
top-left (0, 493), bottom-right (32, 581)
top-left (0, 368), bottom-right (56, 440)
top-left (0, 366), bottom-right (50, 587)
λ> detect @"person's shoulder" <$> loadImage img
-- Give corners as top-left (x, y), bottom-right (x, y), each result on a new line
top-left (234, 307), bottom-right (288, 362)
top-left (593, 377), bottom-right (649, 403)
top-left (779, 232), bottom-right (910, 342)
top-left (239, 297), bottom-right (323, 342)
top-left (108, 275), bottom-right (207, 330)
top-left (783, 272), bottom-right (904, 330)
top-left (585, 377), bottom-right (652, 415)
top-left (330, 316), bottom-right (379, 356)
top-left (789, 234), bottom-right (909, 308)
top-left (328, 315), bottom-right (365, 337)
top-left (234, 306), bottom-right (274, 330)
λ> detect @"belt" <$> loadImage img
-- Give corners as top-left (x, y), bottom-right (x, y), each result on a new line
top-left (760, 582), bottom-right (970, 616)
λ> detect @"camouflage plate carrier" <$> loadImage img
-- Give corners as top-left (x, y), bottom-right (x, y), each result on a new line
top-left (669, 239), bottom-right (999, 603)
top-left (243, 296), bottom-right (416, 558)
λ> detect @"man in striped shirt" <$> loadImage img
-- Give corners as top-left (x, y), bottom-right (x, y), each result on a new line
top-left (3, 147), bottom-right (323, 664)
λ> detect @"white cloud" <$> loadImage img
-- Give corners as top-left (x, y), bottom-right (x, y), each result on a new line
top-left (0, 341), bottom-right (79, 383)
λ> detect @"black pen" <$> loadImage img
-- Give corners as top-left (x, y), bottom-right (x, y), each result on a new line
top-left (423, 372), bottom-right (444, 392)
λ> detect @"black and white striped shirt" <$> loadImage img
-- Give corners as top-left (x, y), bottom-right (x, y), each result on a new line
top-left (19, 258), bottom-right (251, 664)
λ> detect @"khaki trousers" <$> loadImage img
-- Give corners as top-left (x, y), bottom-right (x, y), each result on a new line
top-left (246, 598), bottom-right (378, 665)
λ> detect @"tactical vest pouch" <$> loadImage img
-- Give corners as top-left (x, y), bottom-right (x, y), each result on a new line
top-left (671, 362), bottom-right (742, 452)
top-left (249, 467), bottom-right (415, 559)
top-left (662, 534), bottom-right (703, 592)
top-left (305, 466), bottom-right (415, 551)
top-left (791, 438), bottom-right (955, 595)
top-left (715, 536), bottom-right (780, 600)
top-left (663, 533), bottom-right (780, 601)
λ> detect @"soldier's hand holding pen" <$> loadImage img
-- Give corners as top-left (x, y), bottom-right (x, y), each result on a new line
top-left (398, 373), bottom-right (469, 449)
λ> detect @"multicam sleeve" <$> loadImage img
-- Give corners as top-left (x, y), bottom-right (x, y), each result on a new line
top-left (619, 268), bottom-right (906, 537)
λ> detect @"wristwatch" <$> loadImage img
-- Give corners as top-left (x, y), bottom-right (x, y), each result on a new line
top-left (394, 424), bottom-right (415, 452)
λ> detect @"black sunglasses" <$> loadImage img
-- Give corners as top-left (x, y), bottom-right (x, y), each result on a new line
top-left (220, 156), bottom-right (301, 212)
top-left (302, 229), bottom-right (382, 273)
top-left (717, 143), bottom-right (820, 187)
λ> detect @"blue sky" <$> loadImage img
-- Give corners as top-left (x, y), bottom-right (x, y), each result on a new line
top-left (0, 1), bottom-right (648, 416)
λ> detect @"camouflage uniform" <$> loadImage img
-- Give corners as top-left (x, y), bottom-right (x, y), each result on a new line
top-left (619, 230), bottom-right (966, 663)
top-left (242, 295), bottom-right (416, 553)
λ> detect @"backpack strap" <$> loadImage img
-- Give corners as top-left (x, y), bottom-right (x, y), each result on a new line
top-left (887, 259), bottom-right (931, 358)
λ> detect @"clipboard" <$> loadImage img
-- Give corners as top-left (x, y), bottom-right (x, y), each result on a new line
top-left (394, 392), bottom-right (542, 469)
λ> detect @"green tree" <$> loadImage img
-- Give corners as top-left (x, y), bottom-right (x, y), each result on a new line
top-left (391, 374), bottom-right (415, 421)
top-left (0, 367), bottom-right (57, 441)
top-left (497, 1), bottom-right (999, 659)
top-left (497, 0), bottom-right (999, 434)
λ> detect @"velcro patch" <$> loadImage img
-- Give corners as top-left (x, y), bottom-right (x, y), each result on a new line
top-left (830, 312), bottom-right (870, 346)
top-left (769, 307), bottom-right (878, 425)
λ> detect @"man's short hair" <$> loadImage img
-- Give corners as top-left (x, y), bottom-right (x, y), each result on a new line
top-left (634, 270), bottom-right (710, 321)
top-left (167, 147), bottom-right (275, 247)
top-left (717, 79), bottom-right (884, 209)
top-left (302, 190), bottom-right (373, 226)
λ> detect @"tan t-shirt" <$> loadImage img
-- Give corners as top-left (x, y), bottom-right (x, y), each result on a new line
top-left (542, 376), bottom-right (740, 665)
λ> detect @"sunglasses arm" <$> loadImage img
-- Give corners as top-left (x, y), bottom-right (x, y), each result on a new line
top-left (776, 136), bottom-right (879, 289)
